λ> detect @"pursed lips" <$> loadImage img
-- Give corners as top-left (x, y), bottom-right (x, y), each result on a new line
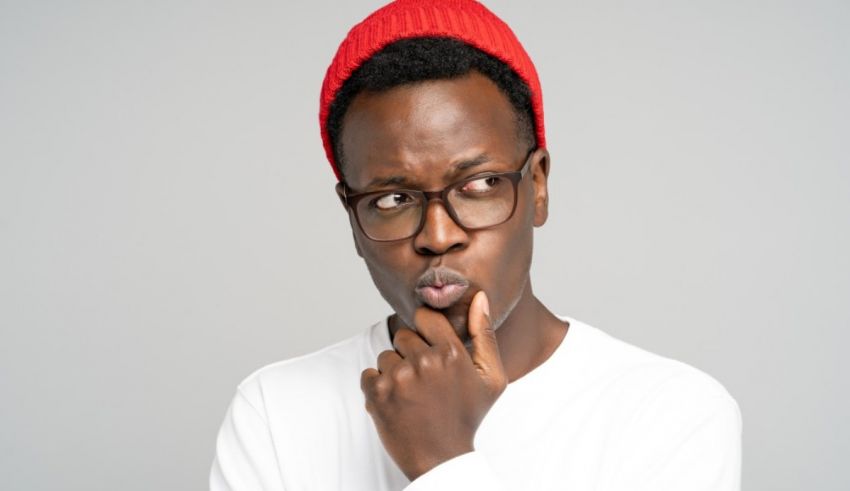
top-left (414, 267), bottom-right (470, 310)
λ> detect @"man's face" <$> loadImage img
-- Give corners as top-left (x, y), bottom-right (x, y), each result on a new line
top-left (337, 72), bottom-right (550, 342)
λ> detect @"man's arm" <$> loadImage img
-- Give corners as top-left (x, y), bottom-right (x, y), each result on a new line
top-left (405, 374), bottom-right (741, 491)
top-left (602, 371), bottom-right (743, 491)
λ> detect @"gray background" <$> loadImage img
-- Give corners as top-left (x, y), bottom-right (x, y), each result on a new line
top-left (1, 1), bottom-right (847, 490)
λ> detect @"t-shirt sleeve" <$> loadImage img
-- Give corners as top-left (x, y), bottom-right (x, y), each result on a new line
top-left (403, 451), bottom-right (505, 491)
top-left (604, 370), bottom-right (743, 491)
top-left (210, 388), bottom-right (286, 491)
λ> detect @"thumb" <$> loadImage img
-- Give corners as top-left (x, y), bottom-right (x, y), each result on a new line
top-left (467, 291), bottom-right (506, 391)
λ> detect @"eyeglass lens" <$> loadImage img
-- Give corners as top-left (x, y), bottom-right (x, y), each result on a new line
top-left (354, 174), bottom-right (516, 241)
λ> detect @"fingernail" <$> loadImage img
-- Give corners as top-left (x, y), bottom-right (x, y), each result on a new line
top-left (480, 291), bottom-right (490, 317)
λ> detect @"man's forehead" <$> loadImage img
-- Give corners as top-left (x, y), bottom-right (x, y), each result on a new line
top-left (339, 75), bottom-right (521, 188)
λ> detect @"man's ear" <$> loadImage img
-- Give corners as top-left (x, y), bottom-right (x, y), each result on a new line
top-left (334, 182), bottom-right (348, 209)
top-left (531, 148), bottom-right (551, 227)
top-left (335, 182), bottom-right (364, 257)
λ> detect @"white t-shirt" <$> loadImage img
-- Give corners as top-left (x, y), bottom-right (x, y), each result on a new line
top-left (210, 315), bottom-right (742, 490)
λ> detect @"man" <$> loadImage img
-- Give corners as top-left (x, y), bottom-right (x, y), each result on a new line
top-left (211, 1), bottom-right (742, 490)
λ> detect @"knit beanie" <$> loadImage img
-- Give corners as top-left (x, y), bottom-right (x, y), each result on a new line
top-left (319, 0), bottom-right (545, 181)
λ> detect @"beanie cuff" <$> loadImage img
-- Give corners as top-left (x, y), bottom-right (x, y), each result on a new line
top-left (319, 0), bottom-right (545, 181)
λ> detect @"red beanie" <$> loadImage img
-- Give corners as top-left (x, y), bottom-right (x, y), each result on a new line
top-left (319, 0), bottom-right (545, 181)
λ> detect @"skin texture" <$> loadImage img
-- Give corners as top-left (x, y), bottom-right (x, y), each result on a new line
top-left (335, 72), bottom-right (569, 481)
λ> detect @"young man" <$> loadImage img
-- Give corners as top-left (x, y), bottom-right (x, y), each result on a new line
top-left (211, 1), bottom-right (742, 489)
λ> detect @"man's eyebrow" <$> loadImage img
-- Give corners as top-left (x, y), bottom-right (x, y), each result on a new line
top-left (363, 154), bottom-right (493, 190)
top-left (447, 154), bottom-right (492, 177)
top-left (364, 175), bottom-right (413, 189)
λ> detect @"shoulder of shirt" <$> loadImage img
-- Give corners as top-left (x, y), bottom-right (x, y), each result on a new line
top-left (566, 317), bottom-right (741, 416)
top-left (232, 323), bottom-right (376, 411)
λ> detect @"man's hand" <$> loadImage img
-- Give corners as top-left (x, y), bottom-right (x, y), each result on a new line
top-left (360, 291), bottom-right (508, 481)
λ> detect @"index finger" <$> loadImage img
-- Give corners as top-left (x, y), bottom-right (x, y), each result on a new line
top-left (412, 307), bottom-right (465, 350)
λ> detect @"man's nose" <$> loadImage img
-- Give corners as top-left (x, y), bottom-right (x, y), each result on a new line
top-left (412, 199), bottom-right (469, 255)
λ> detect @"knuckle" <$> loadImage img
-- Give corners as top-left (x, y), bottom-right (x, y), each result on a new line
top-left (417, 352), bottom-right (435, 369)
top-left (390, 362), bottom-right (415, 382)
top-left (376, 350), bottom-right (397, 370)
top-left (440, 343), bottom-right (460, 362)
top-left (392, 327), bottom-right (411, 347)
top-left (372, 376), bottom-right (391, 397)
top-left (419, 351), bottom-right (444, 372)
top-left (360, 369), bottom-right (377, 391)
top-left (361, 369), bottom-right (389, 400)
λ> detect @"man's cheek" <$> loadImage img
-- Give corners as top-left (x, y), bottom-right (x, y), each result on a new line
top-left (366, 256), bottom-right (418, 313)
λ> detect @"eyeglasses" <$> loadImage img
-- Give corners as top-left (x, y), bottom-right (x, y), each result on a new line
top-left (339, 149), bottom-right (535, 242)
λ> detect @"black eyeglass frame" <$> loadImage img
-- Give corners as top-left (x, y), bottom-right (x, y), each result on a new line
top-left (338, 148), bottom-right (536, 242)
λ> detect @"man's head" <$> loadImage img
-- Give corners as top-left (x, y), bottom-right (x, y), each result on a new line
top-left (320, 0), bottom-right (551, 341)
top-left (326, 37), bottom-right (536, 175)
top-left (319, 0), bottom-right (546, 180)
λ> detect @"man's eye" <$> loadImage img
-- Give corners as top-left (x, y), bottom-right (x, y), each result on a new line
top-left (461, 175), bottom-right (504, 193)
top-left (372, 192), bottom-right (415, 210)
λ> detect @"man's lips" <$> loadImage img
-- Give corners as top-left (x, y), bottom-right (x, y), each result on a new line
top-left (414, 267), bottom-right (470, 309)
top-left (416, 283), bottom-right (470, 309)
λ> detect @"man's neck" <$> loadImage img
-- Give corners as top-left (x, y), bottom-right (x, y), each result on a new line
top-left (491, 283), bottom-right (569, 384)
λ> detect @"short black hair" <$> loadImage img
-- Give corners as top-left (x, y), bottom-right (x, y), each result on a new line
top-left (326, 37), bottom-right (536, 174)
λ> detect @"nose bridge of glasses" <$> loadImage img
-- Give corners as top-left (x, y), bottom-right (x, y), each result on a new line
top-left (421, 186), bottom-right (463, 222)
top-left (421, 188), bottom-right (449, 202)
top-left (418, 189), bottom-right (466, 235)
